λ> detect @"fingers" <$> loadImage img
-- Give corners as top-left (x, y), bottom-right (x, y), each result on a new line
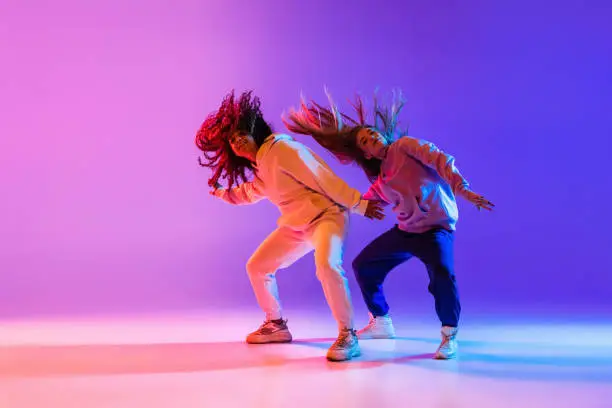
top-left (482, 199), bottom-right (495, 209)
top-left (468, 192), bottom-right (494, 209)
top-left (365, 200), bottom-right (385, 220)
top-left (368, 200), bottom-right (385, 210)
top-left (365, 209), bottom-right (385, 220)
top-left (365, 213), bottom-right (384, 220)
top-left (476, 199), bottom-right (494, 211)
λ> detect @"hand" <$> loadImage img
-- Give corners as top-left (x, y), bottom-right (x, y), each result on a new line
top-left (462, 189), bottom-right (494, 211)
top-left (364, 200), bottom-right (385, 220)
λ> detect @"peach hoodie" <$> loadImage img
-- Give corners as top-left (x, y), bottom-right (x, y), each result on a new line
top-left (213, 134), bottom-right (368, 227)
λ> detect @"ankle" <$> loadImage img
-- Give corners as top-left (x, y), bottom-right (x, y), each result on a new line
top-left (270, 318), bottom-right (286, 325)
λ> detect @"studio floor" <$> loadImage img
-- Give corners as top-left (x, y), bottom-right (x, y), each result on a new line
top-left (0, 310), bottom-right (610, 408)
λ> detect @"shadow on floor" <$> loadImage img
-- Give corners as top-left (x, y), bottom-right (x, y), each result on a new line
top-left (1, 337), bottom-right (610, 383)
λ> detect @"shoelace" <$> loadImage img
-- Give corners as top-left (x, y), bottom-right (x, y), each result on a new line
top-left (363, 316), bottom-right (377, 330)
top-left (440, 332), bottom-right (456, 347)
top-left (332, 330), bottom-right (354, 348)
top-left (255, 320), bottom-right (279, 334)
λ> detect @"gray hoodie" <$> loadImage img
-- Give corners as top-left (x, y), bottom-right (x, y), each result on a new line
top-left (364, 136), bottom-right (470, 233)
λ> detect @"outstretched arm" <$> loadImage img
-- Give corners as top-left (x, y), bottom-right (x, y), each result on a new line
top-left (399, 137), bottom-right (469, 192)
top-left (399, 137), bottom-right (494, 210)
top-left (210, 179), bottom-right (265, 205)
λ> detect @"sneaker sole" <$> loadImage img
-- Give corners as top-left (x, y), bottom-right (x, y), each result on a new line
top-left (246, 334), bottom-right (293, 344)
top-left (433, 352), bottom-right (457, 360)
top-left (357, 333), bottom-right (396, 340)
top-left (326, 346), bottom-right (361, 362)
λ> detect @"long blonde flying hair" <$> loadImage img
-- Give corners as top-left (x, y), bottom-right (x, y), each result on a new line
top-left (283, 88), bottom-right (407, 181)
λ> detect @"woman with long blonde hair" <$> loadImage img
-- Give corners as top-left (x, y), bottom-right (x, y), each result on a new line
top-left (284, 89), bottom-right (494, 359)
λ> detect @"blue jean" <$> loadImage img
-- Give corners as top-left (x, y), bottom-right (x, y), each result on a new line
top-left (352, 226), bottom-right (460, 327)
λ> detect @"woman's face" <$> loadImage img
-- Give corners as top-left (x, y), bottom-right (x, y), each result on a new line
top-left (229, 131), bottom-right (258, 162)
top-left (356, 128), bottom-right (388, 159)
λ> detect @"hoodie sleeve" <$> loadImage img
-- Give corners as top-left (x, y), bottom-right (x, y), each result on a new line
top-left (399, 137), bottom-right (470, 196)
top-left (212, 178), bottom-right (265, 205)
top-left (363, 183), bottom-right (390, 206)
top-left (275, 141), bottom-right (369, 215)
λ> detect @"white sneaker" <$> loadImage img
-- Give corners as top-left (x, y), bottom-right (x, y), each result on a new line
top-left (326, 328), bottom-right (361, 361)
top-left (357, 314), bottom-right (396, 339)
top-left (434, 326), bottom-right (458, 359)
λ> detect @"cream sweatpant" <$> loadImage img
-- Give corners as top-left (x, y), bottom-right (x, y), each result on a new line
top-left (245, 206), bottom-right (354, 330)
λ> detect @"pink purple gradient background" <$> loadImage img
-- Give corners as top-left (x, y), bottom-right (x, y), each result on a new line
top-left (1, 0), bottom-right (610, 319)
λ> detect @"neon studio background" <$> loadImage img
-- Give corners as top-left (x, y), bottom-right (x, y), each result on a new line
top-left (1, 0), bottom-right (610, 320)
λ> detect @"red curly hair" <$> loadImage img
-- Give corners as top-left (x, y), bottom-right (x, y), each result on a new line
top-left (195, 90), bottom-right (272, 189)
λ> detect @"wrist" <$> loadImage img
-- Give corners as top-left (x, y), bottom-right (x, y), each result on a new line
top-left (352, 199), bottom-right (369, 215)
top-left (457, 183), bottom-right (470, 196)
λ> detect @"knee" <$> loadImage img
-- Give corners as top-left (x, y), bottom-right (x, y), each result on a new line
top-left (246, 256), bottom-right (266, 277)
top-left (351, 256), bottom-right (364, 273)
top-left (314, 257), bottom-right (345, 283)
top-left (352, 249), bottom-right (376, 274)
top-left (352, 254), bottom-right (375, 280)
top-left (430, 262), bottom-right (456, 282)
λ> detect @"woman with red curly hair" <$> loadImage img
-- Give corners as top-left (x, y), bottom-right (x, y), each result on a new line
top-left (284, 89), bottom-right (495, 359)
top-left (196, 90), bottom-right (384, 361)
